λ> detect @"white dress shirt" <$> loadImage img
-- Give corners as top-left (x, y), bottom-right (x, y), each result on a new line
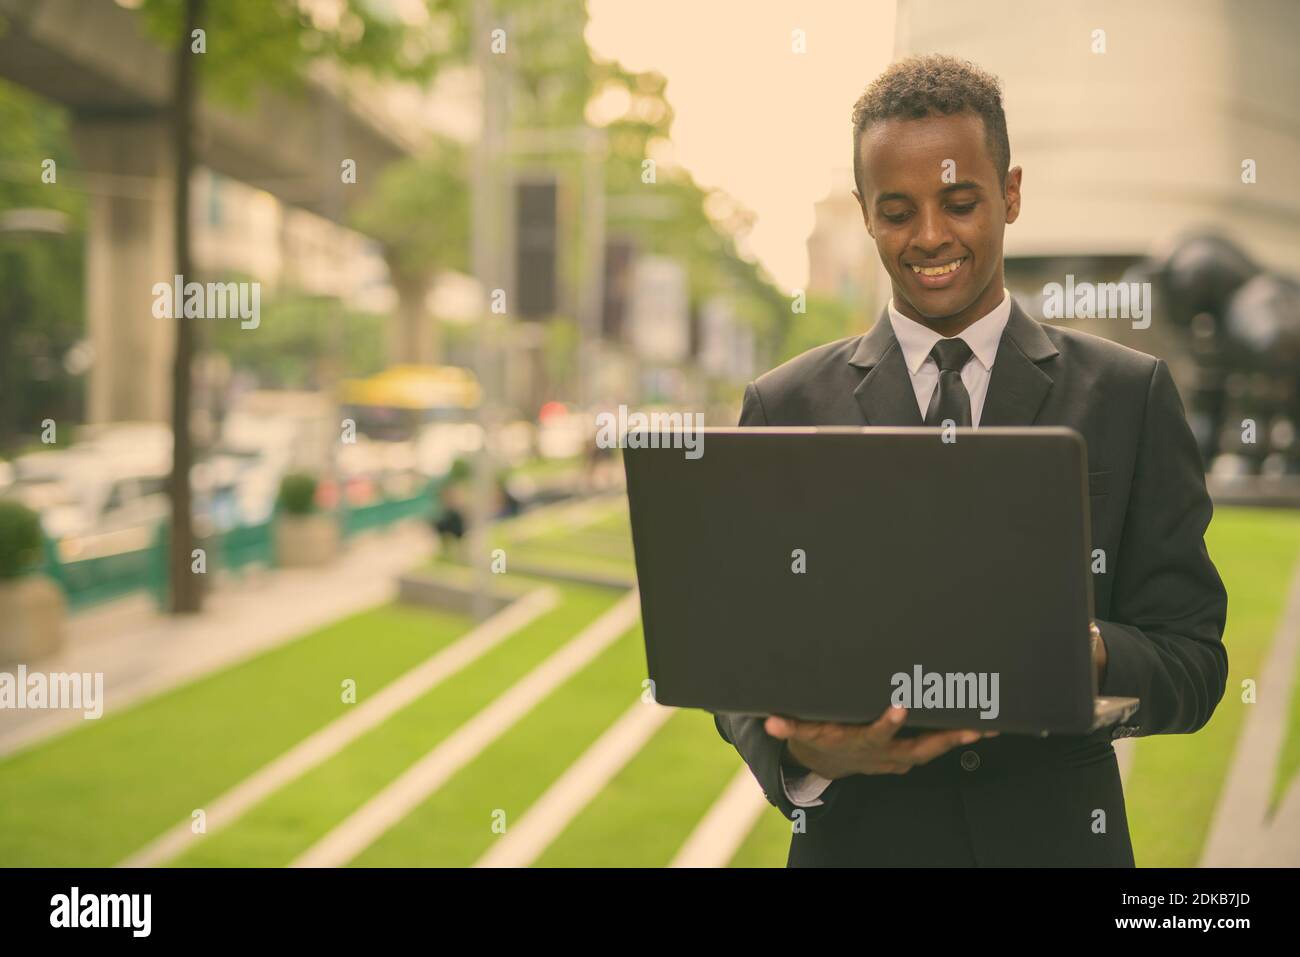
top-left (780, 289), bottom-right (1012, 807)
top-left (888, 289), bottom-right (1012, 428)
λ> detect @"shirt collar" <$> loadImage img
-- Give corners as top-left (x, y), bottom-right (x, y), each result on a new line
top-left (887, 289), bottom-right (1012, 376)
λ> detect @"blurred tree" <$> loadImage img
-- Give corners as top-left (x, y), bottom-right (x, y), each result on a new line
top-left (0, 81), bottom-right (86, 454)
top-left (484, 1), bottom-right (788, 400)
top-left (775, 294), bottom-right (855, 366)
top-left (349, 137), bottom-right (471, 365)
top-left (350, 0), bottom-right (597, 384)
top-left (349, 0), bottom-right (789, 410)
top-left (543, 316), bottom-right (580, 389)
top-left (207, 291), bottom-right (388, 388)
top-left (133, 0), bottom-right (467, 613)
top-left (591, 60), bottom-right (789, 365)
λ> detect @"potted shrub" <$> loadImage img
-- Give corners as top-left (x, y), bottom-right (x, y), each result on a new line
top-left (0, 500), bottom-right (66, 665)
top-left (273, 473), bottom-right (339, 568)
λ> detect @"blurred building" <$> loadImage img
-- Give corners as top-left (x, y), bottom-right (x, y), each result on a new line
top-left (805, 166), bottom-right (878, 316)
top-left (891, 0), bottom-right (1300, 366)
top-left (698, 296), bottom-right (756, 383)
top-left (193, 170), bottom-right (394, 314)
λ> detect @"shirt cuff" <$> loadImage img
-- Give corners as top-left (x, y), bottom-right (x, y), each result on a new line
top-left (781, 765), bottom-right (833, 807)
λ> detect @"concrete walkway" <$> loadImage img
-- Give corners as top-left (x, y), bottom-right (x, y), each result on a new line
top-left (0, 522), bottom-right (439, 758)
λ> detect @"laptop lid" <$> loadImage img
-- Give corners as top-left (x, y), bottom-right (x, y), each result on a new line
top-left (624, 427), bottom-right (1097, 735)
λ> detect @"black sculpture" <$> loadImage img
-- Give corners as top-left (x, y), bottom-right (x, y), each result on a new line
top-left (1151, 233), bottom-right (1300, 477)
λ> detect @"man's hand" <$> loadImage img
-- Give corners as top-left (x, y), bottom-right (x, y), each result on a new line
top-left (765, 706), bottom-right (997, 779)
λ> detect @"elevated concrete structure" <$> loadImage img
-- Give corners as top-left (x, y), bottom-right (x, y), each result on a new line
top-left (0, 0), bottom-right (431, 422)
top-left (0, 0), bottom-right (419, 218)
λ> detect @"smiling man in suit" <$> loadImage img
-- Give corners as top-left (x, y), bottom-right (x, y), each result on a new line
top-left (714, 54), bottom-right (1228, 866)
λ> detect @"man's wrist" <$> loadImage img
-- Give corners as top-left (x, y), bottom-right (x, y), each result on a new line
top-left (782, 739), bottom-right (847, 780)
top-left (779, 740), bottom-right (809, 773)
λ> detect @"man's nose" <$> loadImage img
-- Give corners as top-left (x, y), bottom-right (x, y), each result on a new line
top-left (912, 205), bottom-right (955, 255)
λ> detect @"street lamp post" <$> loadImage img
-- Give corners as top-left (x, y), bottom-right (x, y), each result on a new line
top-left (468, 2), bottom-right (610, 620)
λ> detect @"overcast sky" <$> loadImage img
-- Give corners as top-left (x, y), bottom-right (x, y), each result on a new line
top-left (585, 0), bottom-right (896, 293)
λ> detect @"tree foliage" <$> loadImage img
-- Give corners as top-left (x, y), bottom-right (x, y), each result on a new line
top-left (0, 81), bottom-right (85, 453)
top-left (349, 136), bottom-right (471, 286)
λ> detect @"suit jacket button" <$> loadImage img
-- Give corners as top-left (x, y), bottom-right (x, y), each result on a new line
top-left (960, 750), bottom-right (981, 771)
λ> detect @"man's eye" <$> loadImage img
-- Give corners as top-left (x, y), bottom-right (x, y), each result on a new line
top-left (949, 203), bottom-right (977, 214)
top-left (883, 212), bottom-right (910, 223)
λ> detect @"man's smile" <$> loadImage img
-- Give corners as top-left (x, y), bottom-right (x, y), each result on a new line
top-left (907, 255), bottom-right (969, 289)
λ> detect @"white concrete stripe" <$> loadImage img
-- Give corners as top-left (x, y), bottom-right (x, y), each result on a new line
top-left (670, 765), bottom-right (771, 868)
top-left (474, 699), bottom-right (674, 868)
top-left (117, 587), bottom-right (559, 868)
top-left (1200, 554), bottom-right (1300, 866)
top-left (290, 590), bottom-right (642, 868)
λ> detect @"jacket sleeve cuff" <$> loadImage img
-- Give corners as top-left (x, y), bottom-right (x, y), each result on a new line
top-left (1095, 618), bottom-right (1147, 732)
top-left (781, 766), bottom-right (832, 806)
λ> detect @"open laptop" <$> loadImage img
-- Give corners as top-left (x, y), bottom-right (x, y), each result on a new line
top-left (623, 427), bottom-right (1138, 736)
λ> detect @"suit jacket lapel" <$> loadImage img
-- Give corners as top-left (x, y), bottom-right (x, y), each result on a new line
top-left (846, 298), bottom-right (1060, 427)
top-left (848, 309), bottom-right (923, 426)
top-left (979, 300), bottom-right (1059, 426)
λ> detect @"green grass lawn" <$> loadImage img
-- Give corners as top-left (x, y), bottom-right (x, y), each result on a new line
top-left (351, 622), bottom-right (649, 866)
top-left (0, 603), bottom-right (474, 867)
top-left (511, 455), bottom-right (583, 481)
top-left (730, 800), bottom-right (794, 867)
top-left (506, 545), bottom-right (635, 582)
top-left (534, 708), bottom-right (743, 867)
top-left (1124, 506), bottom-right (1300, 866)
top-left (174, 581), bottom-right (620, 867)
top-left (436, 496), bottom-right (638, 583)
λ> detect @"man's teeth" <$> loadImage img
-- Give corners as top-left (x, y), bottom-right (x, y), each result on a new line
top-left (911, 258), bottom-right (965, 276)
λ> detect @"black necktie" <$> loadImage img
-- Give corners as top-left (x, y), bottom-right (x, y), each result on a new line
top-left (924, 338), bottom-right (973, 427)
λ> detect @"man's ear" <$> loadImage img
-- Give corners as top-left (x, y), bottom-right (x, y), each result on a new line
top-left (1004, 166), bottom-right (1023, 225)
top-left (853, 188), bottom-right (875, 239)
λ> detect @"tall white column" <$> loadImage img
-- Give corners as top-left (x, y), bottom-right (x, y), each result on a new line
top-left (71, 117), bottom-right (177, 424)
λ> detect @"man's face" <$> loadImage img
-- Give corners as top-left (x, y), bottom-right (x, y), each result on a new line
top-left (853, 111), bottom-right (1021, 331)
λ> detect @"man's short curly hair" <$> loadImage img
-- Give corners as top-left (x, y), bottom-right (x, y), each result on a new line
top-left (851, 54), bottom-right (1010, 196)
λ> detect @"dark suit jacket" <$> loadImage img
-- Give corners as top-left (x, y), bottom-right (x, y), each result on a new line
top-left (714, 299), bottom-right (1229, 867)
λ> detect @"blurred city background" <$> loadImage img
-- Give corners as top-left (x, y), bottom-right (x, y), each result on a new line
top-left (1, 0), bottom-right (1299, 867)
